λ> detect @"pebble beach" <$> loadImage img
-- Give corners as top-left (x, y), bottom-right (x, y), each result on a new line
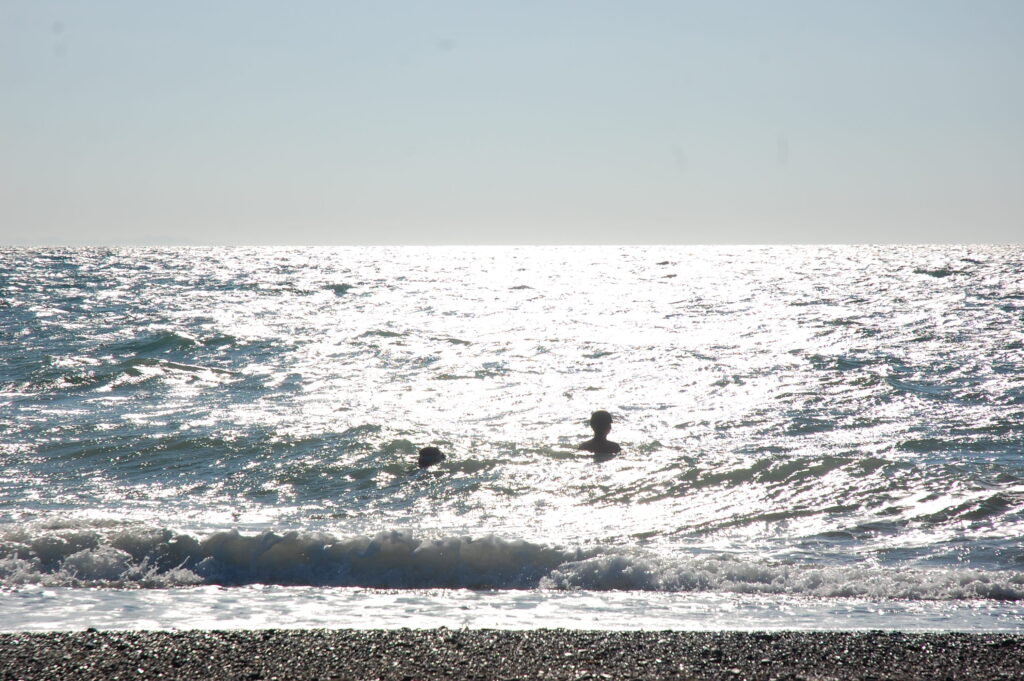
top-left (3, 629), bottom-right (1023, 680)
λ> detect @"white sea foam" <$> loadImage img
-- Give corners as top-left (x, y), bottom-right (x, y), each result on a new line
top-left (2, 523), bottom-right (1022, 601)
top-left (541, 553), bottom-right (1024, 601)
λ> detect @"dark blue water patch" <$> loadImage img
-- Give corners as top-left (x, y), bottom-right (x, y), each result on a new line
top-left (22, 348), bottom-right (247, 396)
top-left (200, 334), bottom-right (238, 348)
top-left (835, 356), bottom-right (871, 370)
top-left (788, 298), bottom-right (832, 307)
top-left (0, 350), bottom-right (56, 391)
top-left (20, 424), bottom-right (414, 499)
top-left (124, 357), bottom-right (239, 377)
top-left (711, 417), bottom-right (764, 432)
top-left (414, 355), bottom-right (441, 368)
top-left (948, 421), bottom-right (1024, 439)
top-left (769, 455), bottom-right (852, 483)
top-left (807, 353), bottom-right (882, 372)
top-left (80, 360), bottom-right (179, 393)
top-left (212, 429), bottom-right (426, 503)
top-left (840, 374), bottom-right (884, 392)
top-left (375, 438), bottom-right (416, 456)
top-left (910, 493), bottom-right (1017, 526)
top-left (31, 433), bottom-right (126, 466)
top-left (682, 502), bottom-right (864, 538)
top-left (822, 317), bottom-right (860, 328)
top-left (31, 428), bottom-right (240, 474)
top-left (104, 331), bottom-right (198, 358)
top-left (910, 537), bottom-right (1024, 571)
top-left (999, 387), bottom-right (1024, 406)
top-left (896, 437), bottom-right (1019, 456)
top-left (950, 391), bottom-right (996, 407)
top-left (278, 455), bottom-right (422, 502)
top-left (834, 416), bottom-right (892, 432)
top-left (853, 456), bottom-right (894, 475)
top-left (627, 454), bottom-right (857, 502)
top-left (339, 424), bottom-right (382, 441)
top-left (785, 417), bottom-right (835, 435)
top-left (358, 329), bottom-right (405, 339)
top-left (958, 493), bottom-right (1019, 522)
top-left (433, 336), bottom-right (471, 346)
top-left (734, 444), bottom-right (792, 455)
top-left (836, 519), bottom-right (909, 540)
top-left (474, 362), bottom-right (509, 378)
top-left (913, 267), bottom-right (963, 278)
top-left (885, 376), bottom-right (950, 398)
top-left (343, 465), bottom-right (392, 482)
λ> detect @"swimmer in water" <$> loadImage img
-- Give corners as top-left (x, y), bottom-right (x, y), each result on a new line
top-left (417, 446), bottom-right (446, 468)
top-left (578, 410), bottom-right (621, 456)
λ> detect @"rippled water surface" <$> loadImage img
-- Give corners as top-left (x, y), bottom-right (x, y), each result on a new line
top-left (1, 246), bottom-right (1023, 630)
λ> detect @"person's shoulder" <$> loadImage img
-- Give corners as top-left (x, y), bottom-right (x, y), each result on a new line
top-left (580, 439), bottom-right (619, 455)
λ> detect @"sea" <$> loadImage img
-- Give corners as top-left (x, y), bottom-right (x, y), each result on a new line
top-left (1, 245), bottom-right (1023, 632)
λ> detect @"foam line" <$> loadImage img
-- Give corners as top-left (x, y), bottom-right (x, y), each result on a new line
top-left (1, 524), bottom-right (1023, 600)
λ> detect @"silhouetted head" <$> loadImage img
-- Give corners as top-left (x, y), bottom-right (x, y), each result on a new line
top-left (589, 410), bottom-right (613, 437)
top-left (418, 446), bottom-right (445, 468)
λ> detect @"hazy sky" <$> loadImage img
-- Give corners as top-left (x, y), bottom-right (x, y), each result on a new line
top-left (2, 1), bottom-right (1022, 245)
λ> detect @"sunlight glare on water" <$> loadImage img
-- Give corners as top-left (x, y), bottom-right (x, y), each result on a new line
top-left (1, 245), bottom-right (1024, 630)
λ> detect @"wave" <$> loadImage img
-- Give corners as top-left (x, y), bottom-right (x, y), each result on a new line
top-left (3, 327), bottom-right (243, 395)
top-left (106, 330), bottom-right (199, 357)
top-left (2, 523), bottom-right (1023, 601)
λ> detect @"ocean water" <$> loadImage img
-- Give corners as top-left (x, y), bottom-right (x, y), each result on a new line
top-left (2, 245), bottom-right (1023, 632)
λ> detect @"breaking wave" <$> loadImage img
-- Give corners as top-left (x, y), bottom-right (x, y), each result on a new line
top-left (2, 522), bottom-right (1023, 601)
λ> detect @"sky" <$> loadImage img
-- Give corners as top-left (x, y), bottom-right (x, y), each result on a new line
top-left (1, 1), bottom-right (1022, 245)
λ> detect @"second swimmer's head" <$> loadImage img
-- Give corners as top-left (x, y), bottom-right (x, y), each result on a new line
top-left (417, 446), bottom-right (445, 468)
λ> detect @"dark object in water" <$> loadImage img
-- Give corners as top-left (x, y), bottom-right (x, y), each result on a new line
top-left (418, 446), bottom-right (445, 468)
top-left (913, 268), bottom-right (958, 278)
top-left (578, 410), bottom-right (621, 456)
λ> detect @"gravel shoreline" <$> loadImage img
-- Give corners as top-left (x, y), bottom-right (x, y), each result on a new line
top-left (2, 629), bottom-right (1022, 680)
